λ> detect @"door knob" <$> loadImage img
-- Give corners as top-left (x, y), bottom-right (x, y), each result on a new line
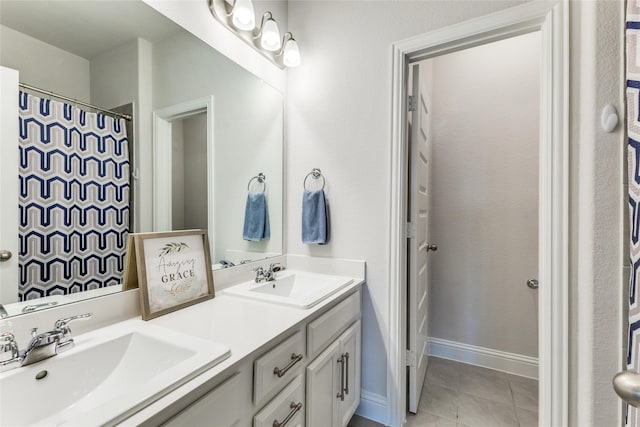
top-left (613, 371), bottom-right (640, 407)
top-left (527, 279), bottom-right (539, 289)
top-left (426, 244), bottom-right (438, 252)
top-left (0, 250), bottom-right (12, 262)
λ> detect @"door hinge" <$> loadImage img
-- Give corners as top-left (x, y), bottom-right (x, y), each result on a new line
top-left (408, 95), bottom-right (417, 112)
top-left (406, 349), bottom-right (416, 367)
top-left (405, 222), bottom-right (416, 239)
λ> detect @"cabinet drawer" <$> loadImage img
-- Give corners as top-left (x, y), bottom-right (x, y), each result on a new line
top-left (254, 330), bottom-right (305, 407)
top-left (307, 291), bottom-right (360, 359)
top-left (254, 375), bottom-right (305, 427)
top-left (162, 373), bottom-right (242, 427)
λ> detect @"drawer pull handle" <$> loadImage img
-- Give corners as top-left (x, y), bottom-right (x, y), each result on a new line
top-left (273, 401), bottom-right (302, 427)
top-left (344, 352), bottom-right (350, 395)
top-left (273, 353), bottom-right (303, 378)
top-left (337, 355), bottom-right (346, 401)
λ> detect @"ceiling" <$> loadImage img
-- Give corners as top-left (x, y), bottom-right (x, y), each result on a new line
top-left (0, 0), bottom-right (182, 59)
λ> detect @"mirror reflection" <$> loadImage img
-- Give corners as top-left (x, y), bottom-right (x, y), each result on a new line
top-left (0, 0), bottom-right (284, 317)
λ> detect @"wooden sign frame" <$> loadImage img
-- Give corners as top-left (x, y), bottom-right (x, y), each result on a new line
top-left (124, 230), bottom-right (215, 320)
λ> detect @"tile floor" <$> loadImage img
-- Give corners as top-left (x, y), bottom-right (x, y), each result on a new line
top-left (406, 357), bottom-right (538, 427)
top-left (347, 357), bottom-right (538, 427)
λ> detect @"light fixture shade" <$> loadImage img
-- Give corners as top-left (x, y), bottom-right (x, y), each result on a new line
top-left (260, 18), bottom-right (281, 51)
top-left (231, 0), bottom-right (255, 31)
top-left (283, 38), bottom-right (300, 67)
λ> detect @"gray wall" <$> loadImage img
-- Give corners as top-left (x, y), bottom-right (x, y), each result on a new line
top-left (426, 32), bottom-right (540, 358)
top-left (183, 113), bottom-right (208, 230)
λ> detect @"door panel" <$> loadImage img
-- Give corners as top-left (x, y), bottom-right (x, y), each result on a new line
top-left (338, 320), bottom-right (361, 427)
top-left (0, 66), bottom-right (20, 304)
top-left (306, 340), bottom-right (341, 427)
top-left (408, 63), bottom-right (431, 413)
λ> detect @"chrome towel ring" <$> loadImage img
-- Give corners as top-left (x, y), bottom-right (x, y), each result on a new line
top-left (303, 168), bottom-right (325, 190)
top-left (247, 172), bottom-right (266, 192)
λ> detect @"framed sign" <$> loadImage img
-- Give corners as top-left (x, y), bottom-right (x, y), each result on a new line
top-left (124, 230), bottom-right (215, 320)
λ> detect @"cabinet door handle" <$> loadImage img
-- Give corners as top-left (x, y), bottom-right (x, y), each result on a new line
top-left (337, 354), bottom-right (345, 401)
top-left (273, 353), bottom-right (303, 378)
top-left (344, 352), bottom-right (350, 395)
top-left (273, 401), bottom-right (302, 427)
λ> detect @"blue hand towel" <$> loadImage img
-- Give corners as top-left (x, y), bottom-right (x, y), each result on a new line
top-left (243, 192), bottom-right (270, 241)
top-left (302, 189), bottom-right (328, 244)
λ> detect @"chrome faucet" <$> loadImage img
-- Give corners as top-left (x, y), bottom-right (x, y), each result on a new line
top-left (253, 266), bottom-right (266, 283)
top-left (0, 312), bottom-right (92, 371)
top-left (265, 263), bottom-right (285, 281)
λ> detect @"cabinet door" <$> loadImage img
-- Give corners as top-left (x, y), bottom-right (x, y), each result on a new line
top-left (338, 320), bottom-right (361, 427)
top-left (306, 340), bottom-right (341, 427)
top-left (162, 373), bottom-right (243, 427)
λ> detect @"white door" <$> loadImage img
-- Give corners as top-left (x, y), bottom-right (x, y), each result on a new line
top-left (0, 66), bottom-right (20, 304)
top-left (407, 63), bottom-right (432, 413)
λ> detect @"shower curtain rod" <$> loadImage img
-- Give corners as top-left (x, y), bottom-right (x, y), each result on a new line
top-left (19, 82), bottom-right (133, 121)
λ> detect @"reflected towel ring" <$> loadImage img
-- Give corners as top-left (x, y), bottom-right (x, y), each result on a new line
top-left (248, 172), bottom-right (266, 192)
top-left (303, 168), bottom-right (325, 190)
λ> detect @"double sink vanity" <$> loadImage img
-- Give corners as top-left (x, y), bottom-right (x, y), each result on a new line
top-left (0, 255), bottom-right (364, 427)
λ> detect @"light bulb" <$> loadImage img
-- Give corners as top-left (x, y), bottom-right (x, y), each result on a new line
top-left (231, 0), bottom-right (255, 31)
top-left (260, 19), bottom-right (281, 51)
top-left (283, 38), bottom-right (300, 67)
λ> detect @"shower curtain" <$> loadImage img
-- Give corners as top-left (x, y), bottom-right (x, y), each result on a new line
top-left (628, 2), bottom-right (640, 425)
top-left (18, 92), bottom-right (130, 300)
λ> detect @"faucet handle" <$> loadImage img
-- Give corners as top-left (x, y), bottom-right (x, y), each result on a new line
top-left (0, 332), bottom-right (20, 363)
top-left (54, 312), bottom-right (92, 332)
top-left (269, 263), bottom-right (285, 272)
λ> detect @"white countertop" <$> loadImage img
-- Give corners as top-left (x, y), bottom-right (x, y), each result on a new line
top-left (121, 278), bottom-right (363, 425)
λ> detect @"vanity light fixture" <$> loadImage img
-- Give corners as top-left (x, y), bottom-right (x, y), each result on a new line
top-left (208, 0), bottom-right (300, 69)
top-left (256, 12), bottom-right (281, 52)
top-left (230, 0), bottom-right (255, 31)
top-left (280, 32), bottom-right (301, 68)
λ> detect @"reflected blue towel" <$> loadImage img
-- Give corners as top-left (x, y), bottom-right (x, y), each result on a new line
top-left (302, 189), bottom-right (328, 244)
top-left (243, 192), bottom-right (270, 241)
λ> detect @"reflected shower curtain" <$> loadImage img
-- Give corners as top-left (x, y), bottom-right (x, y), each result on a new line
top-left (18, 92), bottom-right (130, 300)
top-left (628, 3), bottom-right (640, 425)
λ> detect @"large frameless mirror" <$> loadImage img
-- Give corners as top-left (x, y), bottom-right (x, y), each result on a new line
top-left (0, 0), bottom-right (283, 318)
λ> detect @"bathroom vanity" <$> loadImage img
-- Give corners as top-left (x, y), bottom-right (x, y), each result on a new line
top-left (0, 256), bottom-right (364, 427)
top-left (151, 286), bottom-right (362, 427)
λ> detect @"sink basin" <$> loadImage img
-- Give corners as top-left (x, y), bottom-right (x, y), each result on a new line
top-left (0, 319), bottom-right (230, 426)
top-left (223, 270), bottom-right (354, 309)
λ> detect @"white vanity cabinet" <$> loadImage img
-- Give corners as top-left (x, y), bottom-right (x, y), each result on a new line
top-left (306, 320), bottom-right (361, 427)
top-left (147, 288), bottom-right (361, 427)
top-left (305, 291), bottom-right (362, 427)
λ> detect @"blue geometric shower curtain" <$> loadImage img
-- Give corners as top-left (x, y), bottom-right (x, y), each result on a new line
top-left (628, 2), bottom-right (640, 425)
top-left (18, 92), bottom-right (130, 300)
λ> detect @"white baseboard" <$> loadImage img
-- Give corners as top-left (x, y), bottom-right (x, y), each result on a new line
top-left (428, 337), bottom-right (538, 379)
top-left (356, 390), bottom-right (388, 425)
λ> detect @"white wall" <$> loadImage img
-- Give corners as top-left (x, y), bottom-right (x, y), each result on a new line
top-left (286, 0), bottom-right (527, 419)
top-left (90, 40), bottom-right (139, 110)
top-left (0, 24), bottom-right (90, 101)
top-left (426, 32), bottom-right (540, 358)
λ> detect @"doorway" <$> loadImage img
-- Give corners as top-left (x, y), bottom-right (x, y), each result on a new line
top-left (388, 3), bottom-right (569, 426)
top-left (405, 32), bottom-right (541, 425)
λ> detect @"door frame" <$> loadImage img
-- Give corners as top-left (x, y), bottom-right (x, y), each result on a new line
top-left (387, 2), bottom-right (568, 426)
top-left (152, 96), bottom-right (215, 254)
